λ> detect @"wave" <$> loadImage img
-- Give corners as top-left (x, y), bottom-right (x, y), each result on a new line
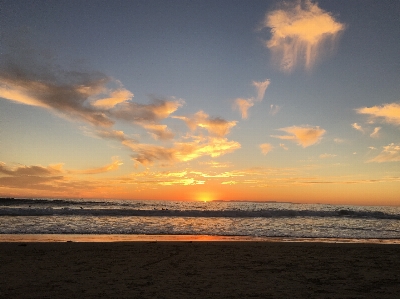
top-left (1, 207), bottom-right (399, 220)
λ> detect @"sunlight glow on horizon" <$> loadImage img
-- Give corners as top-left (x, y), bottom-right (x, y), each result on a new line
top-left (0, 1), bottom-right (399, 206)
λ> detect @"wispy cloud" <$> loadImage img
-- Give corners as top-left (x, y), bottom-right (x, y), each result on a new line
top-left (221, 181), bottom-right (238, 185)
top-left (261, 0), bottom-right (345, 72)
top-left (123, 136), bottom-right (241, 166)
top-left (0, 70), bottom-right (115, 127)
top-left (0, 162), bottom-right (63, 177)
top-left (111, 98), bottom-right (183, 123)
top-left (199, 161), bottom-right (232, 168)
top-left (367, 143), bottom-right (400, 163)
top-left (252, 79), bottom-right (270, 101)
top-left (0, 160), bottom-right (119, 194)
top-left (370, 127), bottom-right (381, 138)
top-left (190, 170), bottom-right (244, 179)
top-left (0, 42), bottom-right (184, 142)
top-left (356, 103), bottom-right (400, 126)
top-left (271, 125), bottom-right (326, 147)
top-left (68, 157), bottom-right (123, 175)
top-left (351, 122), bottom-right (364, 133)
top-left (269, 104), bottom-right (281, 115)
top-left (120, 170), bottom-right (205, 186)
top-left (233, 98), bottom-right (254, 119)
top-left (0, 158), bottom-right (123, 178)
top-left (173, 111), bottom-right (237, 137)
top-left (139, 123), bottom-right (175, 140)
top-left (260, 143), bottom-right (273, 155)
top-left (92, 89), bottom-right (133, 109)
top-left (233, 79), bottom-right (270, 119)
top-left (95, 129), bottom-right (130, 142)
top-left (334, 138), bottom-right (344, 144)
top-left (111, 98), bottom-right (183, 140)
top-left (280, 143), bottom-right (289, 150)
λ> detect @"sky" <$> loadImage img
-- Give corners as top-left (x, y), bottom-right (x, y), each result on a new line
top-left (0, 0), bottom-right (399, 205)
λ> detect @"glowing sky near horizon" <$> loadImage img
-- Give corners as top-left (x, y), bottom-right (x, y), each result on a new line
top-left (0, 0), bottom-right (399, 205)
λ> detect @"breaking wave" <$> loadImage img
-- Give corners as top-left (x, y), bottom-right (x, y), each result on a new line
top-left (1, 207), bottom-right (399, 220)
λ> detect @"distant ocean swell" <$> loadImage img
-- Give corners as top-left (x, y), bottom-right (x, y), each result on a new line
top-left (1, 207), bottom-right (399, 220)
top-left (1, 198), bottom-right (400, 239)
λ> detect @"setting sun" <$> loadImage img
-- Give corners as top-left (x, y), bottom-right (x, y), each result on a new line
top-left (196, 192), bottom-right (215, 203)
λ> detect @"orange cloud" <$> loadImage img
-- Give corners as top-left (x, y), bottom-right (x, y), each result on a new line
top-left (190, 170), bottom-right (244, 178)
top-left (351, 122), bottom-right (364, 133)
top-left (356, 103), bottom-right (400, 126)
top-left (367, 143), bottom-right (400, 163)
top-left (261, 0), bottom-right (345, 72)
top-left (123, 136), bottom-right (240, 166)
top-left (174, 111), bottom-right (237, 137)
top-left (272, 125), bottom-right (326, 147)
top-left (92, 89), bottom-right (133, 109)
top-left (370, 127), bottom-right (381, 138)
top-left (0, 47), bottom-right (185, 132)
top-left (119, 170), bottom-right (206, 187)
top-left (233, 79), bottom-right (270, 119)
top-left (95, 129), bottom-right (129, 142)
top-left (221, 181), bottom-right (238, 185)
top-left (198, 161), bottom-right (232, 168)
top-left (138, 123), bottom-right (174, 140)
top-left (112, 98), bottom-right (183, 123)
top-left (260, 143), bottom-right (273, 155)
top-left (0, 83), bottom-right (50, 108)
top-left (233, 98), bottom-right (254, 119)
top-left (0, 162), bottom-right (63, 177)
top-left (0, 162), bottom-right (76, 192)
top-left (0, 75), bottom-right (114, 127)
top-left (68, 157), bottom-right (123, 175)
top-left (106, 98), bottom-right (182, 140)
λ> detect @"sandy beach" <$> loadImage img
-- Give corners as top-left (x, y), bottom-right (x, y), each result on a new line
top-left (1, 241), bottom-right (400, 298)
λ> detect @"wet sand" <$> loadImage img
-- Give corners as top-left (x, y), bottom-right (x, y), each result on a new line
top-left (1, 241), bottom-right (400, 298)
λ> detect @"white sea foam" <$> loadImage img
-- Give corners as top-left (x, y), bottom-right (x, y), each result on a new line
top-left (1, 198), bottom-right (400, 239)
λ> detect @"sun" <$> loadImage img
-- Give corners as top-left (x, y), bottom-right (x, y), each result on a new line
top-left (196, 192), bottom-right (214, 203)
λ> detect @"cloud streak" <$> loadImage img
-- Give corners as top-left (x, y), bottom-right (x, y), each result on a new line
top-left (0, 162), bottom-right (63, 177)
top-left (68, 157), bottom-right (123, 175)
top-left (261, 0), bottom-right (345, 72)
top-left (0, 160), bottom-right (120, 193)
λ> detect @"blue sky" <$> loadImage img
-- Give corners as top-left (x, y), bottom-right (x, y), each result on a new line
top-left (1, 0), bottom-right (399, 204)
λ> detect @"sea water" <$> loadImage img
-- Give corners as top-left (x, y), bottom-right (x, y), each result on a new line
top-left (1, 198), bottom-right (400, 241)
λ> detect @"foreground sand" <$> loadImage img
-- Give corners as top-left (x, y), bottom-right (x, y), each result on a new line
top-left (1, 242), bottom-right (400, 298)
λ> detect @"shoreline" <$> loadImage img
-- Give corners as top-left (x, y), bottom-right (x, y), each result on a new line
top-left (1, 233), bottom-right (400, 244)
top-left (1, 241), bottom-right (400, 298)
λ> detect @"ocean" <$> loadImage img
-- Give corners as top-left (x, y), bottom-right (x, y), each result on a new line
top-left (1, 198), bottom-right (400, 243)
